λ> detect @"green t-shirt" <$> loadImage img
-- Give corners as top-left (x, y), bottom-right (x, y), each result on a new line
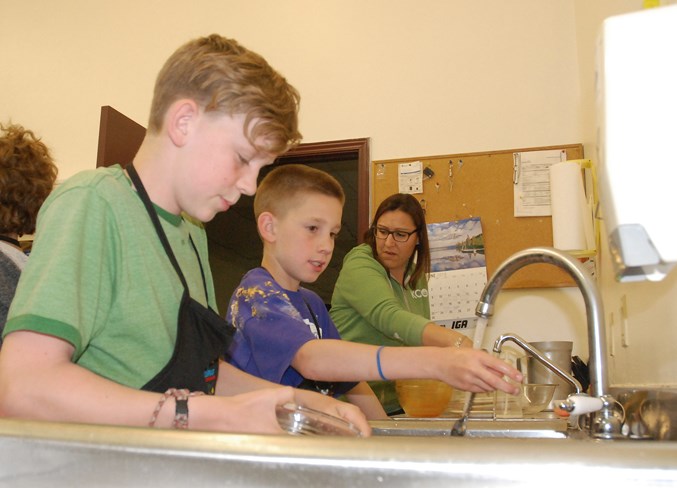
top-left (4, 165), bottom-right (216, 389)
top-left (330, 243), bottom-right (431, 413)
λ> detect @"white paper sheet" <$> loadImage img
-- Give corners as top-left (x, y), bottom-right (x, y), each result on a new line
top-left (398, 161), bottom-right (423, 194)
top-left (513, 149), bottom-right (567, 217)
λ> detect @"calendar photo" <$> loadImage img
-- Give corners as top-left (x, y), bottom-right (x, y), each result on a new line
top-left (426, 218), bottom-right (487, 329)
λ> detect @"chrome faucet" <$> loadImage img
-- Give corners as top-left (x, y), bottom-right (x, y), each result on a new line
top-left (477, 247), bottom-right (623, 439)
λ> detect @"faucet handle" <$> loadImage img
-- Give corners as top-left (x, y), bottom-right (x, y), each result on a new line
top-left (554, 394), bottom-right (603, 416)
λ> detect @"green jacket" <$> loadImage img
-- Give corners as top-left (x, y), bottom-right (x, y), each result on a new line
top-left (330, 243), bottom-right (431, 413)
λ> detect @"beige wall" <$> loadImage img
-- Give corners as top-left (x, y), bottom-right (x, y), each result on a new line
top-left (2, 0), bottom-right (583, 179)
top-left (2, 0), bottom-right (674, 387)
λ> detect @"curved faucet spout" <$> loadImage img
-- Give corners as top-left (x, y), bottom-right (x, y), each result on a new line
top-left (493, 332), bottom-right (583, 394)
top-left (478, 247), bottom-right (622, 438)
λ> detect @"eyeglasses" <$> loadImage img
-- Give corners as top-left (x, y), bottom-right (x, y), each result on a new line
top-left (373, 226), bottom-right (418, 243)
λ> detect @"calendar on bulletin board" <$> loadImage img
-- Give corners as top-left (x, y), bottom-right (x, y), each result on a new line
top-left (427, 218), bottom-right (487, 331)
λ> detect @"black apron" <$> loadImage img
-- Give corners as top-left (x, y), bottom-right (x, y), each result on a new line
top-left (127, 164), bottom-right (234, 395)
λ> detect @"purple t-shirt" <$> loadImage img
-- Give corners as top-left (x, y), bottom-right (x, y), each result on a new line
top-left (227, 267), bottom-right (357, 396)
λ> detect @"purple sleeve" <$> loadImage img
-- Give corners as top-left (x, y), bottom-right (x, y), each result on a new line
top-left (227, 271), bottom-right (316, 385)
top-left (239, 292), bottom-right (316, 383)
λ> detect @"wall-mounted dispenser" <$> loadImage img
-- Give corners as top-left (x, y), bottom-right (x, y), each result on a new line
top-left (596, 5), bottom-right (677, 282)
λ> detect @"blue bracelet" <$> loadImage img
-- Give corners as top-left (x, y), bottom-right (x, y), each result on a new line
top-left (376, 346), bottom-right (389, 381)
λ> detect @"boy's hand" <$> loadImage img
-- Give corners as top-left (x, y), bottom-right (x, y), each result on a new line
top-left (292, 388), bottom-right (372, 437)
top-left (192, 386), bottom-right (371, 436)
top-left (212, 363), bottom-right (370, 436)
top-left (192, 387), bottom-right (296, 434)
top-left (435, 348), bottom-right (523, 395)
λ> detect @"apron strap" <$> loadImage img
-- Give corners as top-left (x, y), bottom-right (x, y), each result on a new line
top-left (126, 163), bottom-right (208, 299)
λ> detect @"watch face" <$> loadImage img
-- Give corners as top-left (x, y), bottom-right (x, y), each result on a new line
top-left (175, 398), bottom-right (189, 415)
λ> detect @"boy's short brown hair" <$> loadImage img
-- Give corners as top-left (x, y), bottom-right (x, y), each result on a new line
top-left (0, 123), bottom-right (58, 235)
top-left (254, 164), bottom-right (345, 220)
top-left (149, 34), bottom-right (301, 155)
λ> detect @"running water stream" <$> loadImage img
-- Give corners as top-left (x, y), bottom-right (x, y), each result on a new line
top-left (472, 316), bottom-right (489, 349)
top-left (451, 316), bottom-right (491, 435)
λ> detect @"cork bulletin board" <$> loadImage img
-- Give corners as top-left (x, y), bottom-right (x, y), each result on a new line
top-left (372, 144), bottom-right (584, 289)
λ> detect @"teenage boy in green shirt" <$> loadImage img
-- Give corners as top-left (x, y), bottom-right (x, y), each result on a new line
top-left (0, 34), bottom-right (369, 435)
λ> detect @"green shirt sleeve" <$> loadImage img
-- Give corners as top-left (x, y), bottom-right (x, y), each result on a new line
top-left (4, 183), bottom-right (119, 355)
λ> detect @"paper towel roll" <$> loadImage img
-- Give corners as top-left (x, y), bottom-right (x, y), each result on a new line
top-left (550, 162), bottom-right (593, 251)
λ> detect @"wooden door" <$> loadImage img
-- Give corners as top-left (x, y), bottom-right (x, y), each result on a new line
top-left (96, 106), bottom-right (146, 167)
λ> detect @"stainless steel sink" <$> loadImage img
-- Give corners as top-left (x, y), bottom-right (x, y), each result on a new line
top-left (2, 417), bottom-right (677, 486)
top-left (370, 416), bottom-right (571, 439)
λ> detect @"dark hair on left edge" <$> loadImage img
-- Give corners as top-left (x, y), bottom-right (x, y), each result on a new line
top-left (364, 193), bottom-right (430, 288)
top-left (0, 123), bottom-right (58, 235)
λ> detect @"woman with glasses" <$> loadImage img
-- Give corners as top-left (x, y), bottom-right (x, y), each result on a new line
top-left (330, 193), bottom-right (476, 414)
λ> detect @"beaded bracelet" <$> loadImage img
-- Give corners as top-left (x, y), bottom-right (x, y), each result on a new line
top-left (376, 346), bottom-right (389, 381)
top-left (148, 388), bottom-right (204, 429)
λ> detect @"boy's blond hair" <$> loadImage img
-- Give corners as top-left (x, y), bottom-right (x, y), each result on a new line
top-left (149, 34), bottom-right (301, 155)
top-left (254, 164), bottom-right (345, 220)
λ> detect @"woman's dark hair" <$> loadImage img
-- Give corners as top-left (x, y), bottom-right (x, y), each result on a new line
top-left (364, 193), bottom-right (430, 288)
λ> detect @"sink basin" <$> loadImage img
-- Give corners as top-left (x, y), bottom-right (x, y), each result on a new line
top-left (613, 387), bottom-right (677, 440)
top-left (370, 387), bottom-right (677, 441)
top-left (370, 416), bottom-right (571, 439)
